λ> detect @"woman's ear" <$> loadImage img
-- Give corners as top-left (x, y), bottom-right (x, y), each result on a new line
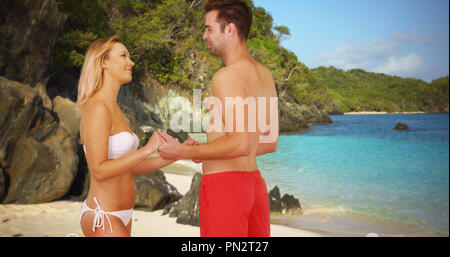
top-left (102, 59), bottom-right (108, 70)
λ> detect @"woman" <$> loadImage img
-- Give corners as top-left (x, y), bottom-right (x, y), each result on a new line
top-left (76, 35), bottom-right (181, 237)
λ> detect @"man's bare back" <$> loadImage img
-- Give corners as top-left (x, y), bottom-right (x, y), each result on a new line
top-left (202, 58), bottom-right (277, 174)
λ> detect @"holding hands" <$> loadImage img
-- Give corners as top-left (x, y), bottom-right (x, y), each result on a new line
top-left (142, 129), bottom-right (165, 155)
top-left (152, 130), bottom-right (201, 162)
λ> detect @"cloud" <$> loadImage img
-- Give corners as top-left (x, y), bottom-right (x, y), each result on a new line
top-left (389, 29), bottom-right (421, 42)
top-left (308, 38), bottom-right (401, 70)
top-left (306, 29), bottom-right (433, 79)
top-left (373, 53), bottom-right (423, 76)
top-left (389, 29), bottom-right (437, 44)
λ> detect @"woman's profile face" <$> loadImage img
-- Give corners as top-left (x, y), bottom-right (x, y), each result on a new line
top-left (103, 42), bottom-right (135, 84)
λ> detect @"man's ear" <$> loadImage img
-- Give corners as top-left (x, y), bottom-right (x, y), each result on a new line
top-left (226, 23), bottom-right (238, 38)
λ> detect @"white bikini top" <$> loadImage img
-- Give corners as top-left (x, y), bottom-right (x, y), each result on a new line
top-left (83, 132), bottom-right (139, 159)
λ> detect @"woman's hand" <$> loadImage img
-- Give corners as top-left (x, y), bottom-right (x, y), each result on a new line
top-left (142, 129), bottom-right (165, 155)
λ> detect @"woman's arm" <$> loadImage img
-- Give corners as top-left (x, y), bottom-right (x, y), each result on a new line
top-left (132, 136), bottom-right (200, 175)
top-left (132, 157), bottom-right (176, 175)
top-left (82, 101), bottom-right (161, 182)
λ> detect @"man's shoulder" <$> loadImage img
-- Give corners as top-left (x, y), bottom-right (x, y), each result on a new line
top-left (211, 66), bottom-right (240, 88)
top-left (211, 67), bottom-right (246, 97)
top-left (212, 60), bottom-right (255, 80)
top-left (213, 66), bottom-right (235, 79)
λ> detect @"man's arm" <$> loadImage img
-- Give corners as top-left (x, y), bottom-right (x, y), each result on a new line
top-left (181, 132), bottom-right (249, 160)
top-left (256, 79), bottom-right (279, 156)
top-left (132, 137), bottom-right (200, 174)
top-left (256, 134), bottom-right (278, 156)
top-left (158, 69), bottom-right (250, 160)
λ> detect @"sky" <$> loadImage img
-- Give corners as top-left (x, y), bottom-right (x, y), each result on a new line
top-left (252, 0), bottom-right (449, 82)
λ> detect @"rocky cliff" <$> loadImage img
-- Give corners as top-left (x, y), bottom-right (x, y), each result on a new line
top-left (0, 0), bottom-right (66, 86)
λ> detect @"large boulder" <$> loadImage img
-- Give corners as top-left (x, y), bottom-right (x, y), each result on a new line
top-left (269, 186), bottom-right (302, 214)
top-left (52, 96), bottom-right (81, 136)
top-left (0, 167), bottom-right (6, 201)
top-left (0, 0), bottom-right (66, 86)
top-left (281, 194), bottom-right (302, 214)
top-left (134, 170), bottom-right (183, 211)
top-left (0, 76), bottom-right (79, 203)
top-left (0, 77), bottom-right (40, 162)
top-left (394, 122), bottom-right (410, 130)
top-left (269, 186), bottom-right (282, 213)
top-left (163, 172), bottom-right (202, 227)
top-left (3, 132), bottom-right (78, 203)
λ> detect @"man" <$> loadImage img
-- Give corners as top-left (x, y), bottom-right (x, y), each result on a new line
top-left (158, 0), bottom-right (279, 237)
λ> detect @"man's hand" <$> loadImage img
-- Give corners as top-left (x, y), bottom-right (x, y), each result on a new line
top-left (157, 130), bottom-right (185, 160)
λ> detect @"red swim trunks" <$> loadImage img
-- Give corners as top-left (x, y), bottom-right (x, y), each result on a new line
top-left (199, 170), bottom-right (270, 237)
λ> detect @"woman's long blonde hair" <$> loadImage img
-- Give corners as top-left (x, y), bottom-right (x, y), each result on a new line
top-left (76, 35), bottom-right (123, 112)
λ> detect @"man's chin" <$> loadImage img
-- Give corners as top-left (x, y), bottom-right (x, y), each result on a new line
top-left (208, 49), bottom-right (220, 57)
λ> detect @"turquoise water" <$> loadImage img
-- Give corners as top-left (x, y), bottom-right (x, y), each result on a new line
top-left (257, 114), bottom-right (449, 235)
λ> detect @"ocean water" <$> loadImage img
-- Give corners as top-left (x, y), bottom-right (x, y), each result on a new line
top-left (257, 114), bottom-right (449, 235)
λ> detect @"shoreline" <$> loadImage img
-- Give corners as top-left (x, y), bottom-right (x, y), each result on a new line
top-left (1, 161), bottom-right (445, 237)
top-left (164, 161), bottom-right (449, 237)
top-left (343, 111), bottom-right (427, 115)
top-left (270, 203), bottom-right (448, 237)
top-left (160, 161), bottom-right (323, 237)
top-left (0, 161), bottom-right (322, 237)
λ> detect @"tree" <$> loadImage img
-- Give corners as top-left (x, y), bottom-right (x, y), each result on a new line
top-left (274, 25), bottom-right (290, 41)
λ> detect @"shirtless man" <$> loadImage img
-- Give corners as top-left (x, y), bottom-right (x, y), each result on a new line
top-left (158, 0), bottom-right (279, 237)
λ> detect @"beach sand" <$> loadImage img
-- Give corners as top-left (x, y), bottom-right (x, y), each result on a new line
top-left (0, 161), bottom-right (321, 237)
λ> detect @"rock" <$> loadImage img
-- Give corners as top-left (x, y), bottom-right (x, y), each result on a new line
top-left (165, 172), bottom-right (202, 227)
top-left (117, 79), bottom-right (167, 129)
top-left (327, 104), bottom-right (344, 115)
top-left (4, 127), bottom-right (79, 203)
top-left (118, 103), bottom-right (147, 147)
top-left (5, 136), bottom-right (53, 203)
top-left (277, 83), bottom-right (333, 133)
top-left (134, 170), bottom-right (183, 211)
top-left (303, 104), bottom-right (334, 126)
top-left (162, 200), bottom-right (176, 216)
top-left (0, 77), bottom-right (41, 162)
top-left (0, 0), bottom-right (67, 86)
top-left (35, 81), bottom-right (53, 110)
top-left (281, 194), bottom-right (302, 214)
top-left (269, 186), bottom-right (282, 213)
top-left (167, 128), bottom-right (189, 144)
top-left (51, 96), bottom-right (91, 201)
top-left (0, 167), bottom-right (6, 202)
top-left (0, 77), bottom-right (79, 203)
top-left (52, 96), bottom-right (81, 136)
top-left (269, 186), bottom-right (302, 214)
top-left (394, 123), bottom-right (410, 130)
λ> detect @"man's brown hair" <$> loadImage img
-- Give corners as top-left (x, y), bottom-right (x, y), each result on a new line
top-left (204, 0), bottom-right (253, 41)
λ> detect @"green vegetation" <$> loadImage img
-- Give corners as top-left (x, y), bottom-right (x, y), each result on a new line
top-left (50, 0), bottom-right (448, 113)
top-left (312, 66), bottom-right (449, 113)
top-left (51, 0), bottom-right (332, 104)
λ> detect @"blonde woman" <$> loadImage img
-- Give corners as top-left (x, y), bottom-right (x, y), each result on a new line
top-left (76, 35), bottom-right (179, 237)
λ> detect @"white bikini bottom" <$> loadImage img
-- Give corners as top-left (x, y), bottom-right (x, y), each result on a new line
top-left (79, 197), bottom-right (133, 233)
